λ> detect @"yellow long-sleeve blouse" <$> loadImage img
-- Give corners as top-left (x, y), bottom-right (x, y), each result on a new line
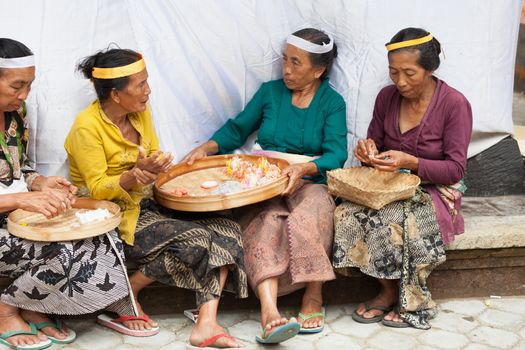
top-left (64, 100), bottom-right (159, 245)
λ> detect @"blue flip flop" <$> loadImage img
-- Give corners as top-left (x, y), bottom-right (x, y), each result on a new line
top-left (298, 307), bottom-right (325, 334)
top-left (255, 321), bottom-right (300, 344)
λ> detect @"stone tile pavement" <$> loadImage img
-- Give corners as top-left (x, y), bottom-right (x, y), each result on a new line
top-left (20, 296), bottom-right (525, 350)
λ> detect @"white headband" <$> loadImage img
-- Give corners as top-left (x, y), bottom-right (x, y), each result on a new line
top-left (0, 55), bottom-right (35, 69)
top-left (286, 34), bottom-right (334, 54)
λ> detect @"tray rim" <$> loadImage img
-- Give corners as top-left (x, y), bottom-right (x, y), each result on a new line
top-left (7, 197), bottom-right (122, 242)
top-left (154, 154), bottom-right (289, 211)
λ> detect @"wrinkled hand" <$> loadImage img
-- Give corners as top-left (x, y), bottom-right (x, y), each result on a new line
top-left (181, 140), bottom-right (219, 165)
top-left (354, 139), bottom-right (379, 165)
top-left (31, 176), bottom-right (77, 204)
top-left (129, 166), bottom-right (158, 186)
top-left (370, 150), bottom-right (418, 172)
top-left (17, 188), bottom-right (74, 219)
top-left (136, 147), bottom-right (174, 175)
top-left (281, 163), bottom-right (313, 196)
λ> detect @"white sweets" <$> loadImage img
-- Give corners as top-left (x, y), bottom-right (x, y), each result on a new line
top-left (75, 208), bottom-right (111, 225)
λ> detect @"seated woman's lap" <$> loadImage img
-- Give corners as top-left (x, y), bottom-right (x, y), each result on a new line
top-left (333, 190), bottom-right (446, 279)
top-left (0, 229), bottom-right (134, 316)
top-left (124, 199), bottom-right (248, 304)
top-left (241, 183), bottom-right (337, 293)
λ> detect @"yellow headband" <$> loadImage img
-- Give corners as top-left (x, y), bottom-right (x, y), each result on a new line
top-left (386, 34), bottom-right (433, 52)
top-left (92, 56), bottom-right (146, 79)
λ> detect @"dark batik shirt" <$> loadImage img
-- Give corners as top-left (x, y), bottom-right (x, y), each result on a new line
top-left (0, 103), bottom-right (38, 188)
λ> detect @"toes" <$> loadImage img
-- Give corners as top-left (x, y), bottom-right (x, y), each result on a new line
top-left (356, 303), bottom-right (366, 315)
top-left (383, 311), bottom-right (394, 321)
top-left (226, 337), bottom-right (242, 348)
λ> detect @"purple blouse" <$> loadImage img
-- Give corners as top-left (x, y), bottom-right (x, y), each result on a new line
top-left (368, 79), bottom-right (473, 244)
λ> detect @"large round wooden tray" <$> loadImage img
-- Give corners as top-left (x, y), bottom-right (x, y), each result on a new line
top-left (154, 154), bottom-right (289, 212)
top-left (7, 197), bottom-right (121, 242)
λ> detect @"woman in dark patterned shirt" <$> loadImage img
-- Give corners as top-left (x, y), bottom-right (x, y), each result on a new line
top-left (0, 38), bottom-right (136, 350)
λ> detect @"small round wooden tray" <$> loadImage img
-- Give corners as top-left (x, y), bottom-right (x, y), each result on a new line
top-left (154, 154), bottom-right (289, 212)
top-left (7, 197), bottom-right (121, 242)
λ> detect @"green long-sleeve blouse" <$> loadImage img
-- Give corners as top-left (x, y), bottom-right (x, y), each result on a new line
top-left (211, 78), bottom-right (347, 183)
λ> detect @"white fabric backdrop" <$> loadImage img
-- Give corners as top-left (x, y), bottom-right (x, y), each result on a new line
top-left (0, 0), bottom-right (521, 176)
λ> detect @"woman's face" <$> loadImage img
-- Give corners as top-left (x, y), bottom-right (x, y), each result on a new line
top-left (282, 44), bottom-right (325, 91)
top-left (0, 67), bottom-right (35, 112)
top-left (388, 50), bottom-right (433, 99)
top-left (113, 68), bottom-right (151, 113)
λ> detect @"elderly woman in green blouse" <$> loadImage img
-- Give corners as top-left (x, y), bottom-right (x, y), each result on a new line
top-left (183, 28), bottom-right (347, 344)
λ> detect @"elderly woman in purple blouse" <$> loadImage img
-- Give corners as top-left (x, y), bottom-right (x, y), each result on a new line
top-left (332, 27), bottom-right (472, 329)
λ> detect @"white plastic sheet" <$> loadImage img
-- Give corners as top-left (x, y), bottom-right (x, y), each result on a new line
top-left (0, 0), bottom-right (521, 176)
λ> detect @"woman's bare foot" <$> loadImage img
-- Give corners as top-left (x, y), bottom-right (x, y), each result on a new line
top-left (355, 279), bottom-right (398, 320)
top-left (124, 271), bottom-right (158, 331)
top-left (122, 299), bottom-right (158, 331)
top-left (189, 319), bottom-right (242, 348)
top-left (299, 282), bottom-right (324, 329)
top-left (0, 308), bottom-right (47, 348)
top-left (383, 309), bottom-right (405, 324)
top-left (20, 309), bottom-right (70, 340)
top-left (261, 310), bottom-right (295, 337)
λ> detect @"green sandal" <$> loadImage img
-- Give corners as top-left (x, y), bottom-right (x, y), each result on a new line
top-left (0, 322), bottom-right (52, 350)
top-left (298, 307), bottom-right (325, 334)
top-left (34, 319), bottom-right (76, 344)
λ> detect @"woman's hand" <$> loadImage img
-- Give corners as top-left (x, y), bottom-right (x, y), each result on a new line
top-left (16, 189), bottom-right (74, 219)
top-left (181, 140), bottom-right (219, 165)
top-left (281, 162), bottom-right (318, 196)
top-left (130, 167), bottom-right (158, 186)
top-left (119, 166), bottom-right (158, 190)
top-left (31, 176), bottom-right (78, 204)
top-left (136, 147), bottom-right (174, 175)
top-left (354, 139), bottom-right (379, 165)
top-left (370, 150), bottom-right (419, 172)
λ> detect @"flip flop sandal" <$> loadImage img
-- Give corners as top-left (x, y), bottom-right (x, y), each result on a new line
top-left (0, 322), bottom-right (53, 350)
top-left (97, 313), bottom-right (160, 337)
top-left (34, 318), bottom-right (76, 344)
top-left (255, 321), bottom-right (300, 344)
top-left (382, 318), bottom-right (410, 328)
top-left (351, 301), bottom-right (392, 324)
top-left (382, 306), bottom-right (410, 328)
top-left (186, 333), bottom-right (244, 349)
top-left (298, 307), bottom-right (325, 334)
top-left (183, 308), bottom-right (199, 323)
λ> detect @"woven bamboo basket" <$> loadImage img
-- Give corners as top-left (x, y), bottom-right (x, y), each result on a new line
top-left (327, 167), bottom-right (421, 210)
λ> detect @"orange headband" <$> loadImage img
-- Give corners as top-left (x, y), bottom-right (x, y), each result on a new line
top-left (92, 54), bottom-right (146, 79)
top-left (386, 34), bottom-right (433, 52)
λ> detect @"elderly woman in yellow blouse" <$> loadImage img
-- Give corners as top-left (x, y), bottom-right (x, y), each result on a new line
top-left (65, 49), bottom-right (248, 349)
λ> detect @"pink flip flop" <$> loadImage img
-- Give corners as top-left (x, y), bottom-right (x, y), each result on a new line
top-left (97, 313), bottom-right (160, 337)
